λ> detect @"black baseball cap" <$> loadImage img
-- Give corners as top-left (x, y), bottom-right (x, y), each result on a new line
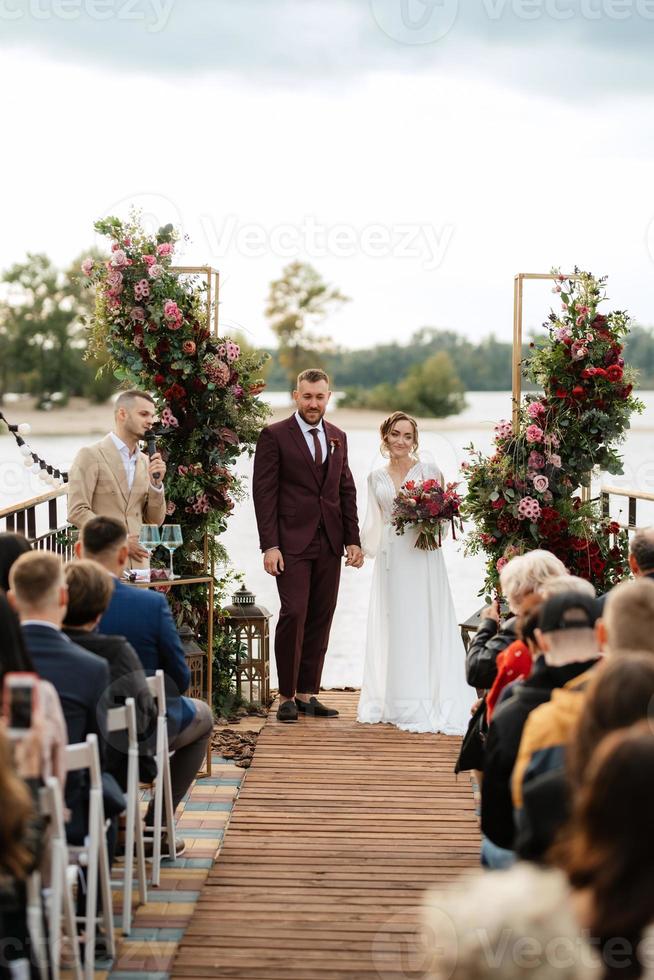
top-left (538, 591), bottom-right (599, 634)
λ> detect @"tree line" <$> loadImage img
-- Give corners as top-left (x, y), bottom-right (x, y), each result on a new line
top-left (2, 255), bottom-right (654, 417)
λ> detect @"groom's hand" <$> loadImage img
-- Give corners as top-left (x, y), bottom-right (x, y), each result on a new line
top-left (263, 547), bottom-right (285, 576)
top-left (344, 545), bottom-right (364, 569)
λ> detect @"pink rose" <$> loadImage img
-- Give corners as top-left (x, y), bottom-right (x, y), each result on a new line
top-left (166, 501), bottom-right (176, 515)
top-left (178, 465), bottom-right (189, 475)
top-left (107, 270), bottom-right (123, 288)
top-left (148, 263), bottom-right (165, 279)
top-left (548, 453), bottom-right (562, 468)
top-left (142, 255), bottom-right (156, 267)
top-left (182, 340), bottom-right (196, 355)
top-left (555, 326), bottom-right (571, 342)
top-left (163, 299), bottom-right (180, 320)
top-left (528, 451), bottom-right (545, 469)
top-left (496, 557), bottom-right (509, 573)
top-left (110, 249), bottom-right (128, 268)
top-left (157, 242), bottom-right (174, 256)
top-left (525, 424), bottom-right (544, 443)
top-left (527, 401), bottom-right (546, 419)
top-left (532, 475), bottom-right (549, 493)
top-left (571, 340), bottom-right (588, 360)
top-left (130, 306), bottom-right (146, 322)
top-left (81, 257), bottom-right (94, 276)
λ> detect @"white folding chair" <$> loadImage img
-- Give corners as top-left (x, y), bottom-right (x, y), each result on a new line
top-left (26, 869), bottom-right (49, 980)
top-left (144, 670), bottom-right (177, 887)
top-left (107, 698), bottom-right (148, 933)
top-left (64, 734), bottom-right (116, 978)
top-left (41, 777), bottom-right (83, 980)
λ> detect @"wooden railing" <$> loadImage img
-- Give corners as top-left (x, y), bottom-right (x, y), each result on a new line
top-left (600, 485), bottom-right (654, 532)
top-left (0, 486), bottom-right (75, 558)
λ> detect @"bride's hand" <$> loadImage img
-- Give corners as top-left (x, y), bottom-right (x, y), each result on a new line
top-left (345, 545), bottom-right (364, 569)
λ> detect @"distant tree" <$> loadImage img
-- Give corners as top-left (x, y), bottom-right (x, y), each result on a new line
top-left (265, 261), bottom-right (349, 391)
top-left (341, 351), bottom-right (466, 418)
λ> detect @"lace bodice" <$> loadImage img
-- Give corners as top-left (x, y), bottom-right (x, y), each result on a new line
top-left (361, 460), bottom-right (444, 557)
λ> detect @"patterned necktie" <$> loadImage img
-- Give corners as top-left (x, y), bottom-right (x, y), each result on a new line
top-left (309, 428), bottom-right (323, 468)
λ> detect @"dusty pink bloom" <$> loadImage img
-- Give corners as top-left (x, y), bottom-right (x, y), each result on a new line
top-left (130, 306), bottom-right (146, 322)
top-left (225, 340), bottom-right (240, 363)
top-left (528, 451), bottom-right (545, 469)
top-left (496, 557), bottom-right (509, 573)
top-left (166, 500), bottom-right (176, 515)
top-left (525, 424), bottom-right (544, 443)
top-left (163, 299), bottom-right (180, 320)
top-left (518, 496), bottom-right (541, 521)
top-left (157, 242), bottom-right (174, 256)
top-left (527, 401), bottom-right (546, 419)
top-left (142, 255), bottom-right (156, 267)
top-left (148, 263), bottom-right (165, 279)
top-left (81, 257), bottom-right (94, 276)
top-left (134, 279), bottom-right (150, 300)
top-left (182, 340), bottom-right (196, 355)
top-left (110, 249), bottom-right (128, 268)
top-left (555, 327), bottom-right (571, 342)
top-left (494, 419), bottom-right (513, 440)
top-left (571, 340), bottom-right (588, 360)
top-left (532, 475), bottom-right (549, 493)
top-left (205, 357), bottom-right (230, 388)
top-left (161, 407), bottom-right (179, 428)
top-left (548, 453), bottom-right (562, 468)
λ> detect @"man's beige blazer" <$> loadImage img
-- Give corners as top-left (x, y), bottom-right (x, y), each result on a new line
top-left (67, 434), bottom-right (166, 541)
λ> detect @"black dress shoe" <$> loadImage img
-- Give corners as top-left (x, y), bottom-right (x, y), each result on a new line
top-left (295, 697), bottom-right (339, 717)
top-left (276, 700), bottom-right (299, 723)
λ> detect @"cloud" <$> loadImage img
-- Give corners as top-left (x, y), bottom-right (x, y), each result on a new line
top-left (2, 0), bottom-right (654, 96)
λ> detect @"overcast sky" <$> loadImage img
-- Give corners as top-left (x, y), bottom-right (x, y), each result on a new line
top-left (2, 0), bottom-right (654, 349)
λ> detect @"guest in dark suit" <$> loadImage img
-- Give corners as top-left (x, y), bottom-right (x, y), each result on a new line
top-left (0, 531), bottom-right (31, 592)
top-left (7, 551), bottom-right (114, 846)
top-left (63, 559), bottom-right (157, 789)
top-left (77, 516), bottom-right (212, 852)
top-left (629, 528), bottom-right (654, 580)
top-left (252, 368), bottom-right (362, 722)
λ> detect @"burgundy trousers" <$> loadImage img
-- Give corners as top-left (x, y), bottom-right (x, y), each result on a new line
top-left (275, 527), bottom-right (342, 698)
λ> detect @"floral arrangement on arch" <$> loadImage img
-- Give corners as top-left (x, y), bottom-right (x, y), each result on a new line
top-left (462, 269), bottom-right (643, 600)
top-left (81, 213), bottom-right (270, 707)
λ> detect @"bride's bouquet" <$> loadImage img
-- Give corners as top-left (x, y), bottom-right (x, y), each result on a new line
top-left (391, 479), bottom-right (464, 551)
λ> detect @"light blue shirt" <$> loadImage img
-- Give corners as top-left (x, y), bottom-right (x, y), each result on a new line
top-left (294, 411), bottom-right (327, 462)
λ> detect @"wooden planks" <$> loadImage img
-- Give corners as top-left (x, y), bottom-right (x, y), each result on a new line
top-left (172, 692), bottom-right (479, 979)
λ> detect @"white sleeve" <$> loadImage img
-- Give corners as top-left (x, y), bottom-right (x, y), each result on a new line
top-left (360, 472), bottom-right (383, 558)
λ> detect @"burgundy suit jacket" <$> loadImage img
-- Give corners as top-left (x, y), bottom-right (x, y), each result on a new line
top-left (252, 415), bottom-right (361, 556)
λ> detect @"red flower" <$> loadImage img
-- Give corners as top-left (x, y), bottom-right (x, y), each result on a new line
top-left (593, 367), bottom-right (607, 378)
top-left (607, 521), bottom-right (621, 535)
top-left (572, 386), bottom-right (586, 398)
top-left (606, 364), bottom-right (623, 382)
top-left (192, 378), bottom-right (207, 392)
top-left (154, 373), bottom-right (166, 387)
top-left (490, 498), bottom-right (505, 510)
top-left (555, 389), bottom-right (568, 399)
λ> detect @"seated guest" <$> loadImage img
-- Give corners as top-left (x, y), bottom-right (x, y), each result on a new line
top-left (0, 531), bottom-right (31, 592)
top-left (628, 526), bottom-right (654, 580)
top-left (423, 862), bottom-right (600, 979)
top-left (597, 576), bottom-right (654, 655)
top-left (78, 516), bottom-right (213, 852)
top-left (482, 579), bottom-right (599, 867)
top-left (63, 560), bottom-right (157, 789)
top-left (0, 592), bottom-right (67, 783)
top-left (0, 723), bottom-right (47, 977)
top-left (466, 550), bottom-right (567, 690)
top-left (555, 723), bottom-right (654, 980)
top-left (7, 551), bottom-right (116, 846)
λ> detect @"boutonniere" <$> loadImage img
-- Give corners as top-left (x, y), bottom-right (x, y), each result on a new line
top-left (329, 438), bottom-right (340, 455)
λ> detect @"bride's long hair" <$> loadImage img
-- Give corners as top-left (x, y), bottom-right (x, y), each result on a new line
top-left (379, 411), bottom-right (419, 459)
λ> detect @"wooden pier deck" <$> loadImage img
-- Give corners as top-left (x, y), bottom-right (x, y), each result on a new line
top-left (172, 691), bottom-right (479, 980)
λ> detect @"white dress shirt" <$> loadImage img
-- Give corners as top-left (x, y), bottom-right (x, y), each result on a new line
top-left (294, 411), bottom-right (328, 463)
top-left (109, 432), bottom-right (163, 492)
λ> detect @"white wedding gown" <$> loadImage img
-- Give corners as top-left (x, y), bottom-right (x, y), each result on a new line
top-left (357, 460), bottom-right (474, 735)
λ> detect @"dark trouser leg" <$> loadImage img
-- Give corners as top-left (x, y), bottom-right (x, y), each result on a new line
top-left (275, 547), bottom-right (315, 699)
top-left (297, 531), bottom-right (342, 694)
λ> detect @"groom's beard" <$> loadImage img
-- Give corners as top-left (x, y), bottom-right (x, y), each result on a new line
top-left (297, 407), bottom-right (326, 425)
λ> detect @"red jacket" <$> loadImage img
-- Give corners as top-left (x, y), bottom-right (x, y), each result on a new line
top-left (252, 415), bottom-right (360, 556)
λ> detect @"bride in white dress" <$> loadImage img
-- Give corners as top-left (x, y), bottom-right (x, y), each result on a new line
top-left (357, 412), bottom-right (474, 734)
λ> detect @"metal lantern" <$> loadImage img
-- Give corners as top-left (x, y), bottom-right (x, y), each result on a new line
top-left (179, 623), bottom-right (205, 701)
top-left (223, 584), bottom-right (271, 705)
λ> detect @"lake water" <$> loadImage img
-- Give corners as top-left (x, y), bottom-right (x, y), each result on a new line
top-left (3, 391), bottom-right (654, 688)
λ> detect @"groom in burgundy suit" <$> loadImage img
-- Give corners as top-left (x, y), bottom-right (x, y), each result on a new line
top-left (253, 369), bottom-right (363, 722)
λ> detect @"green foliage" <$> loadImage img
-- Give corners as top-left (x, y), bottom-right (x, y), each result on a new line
top-left (341, 351), bottom-right (466, 418)
top-left (265, 261), bottom-right (349, 391)
top-left (462, 269), bottom-right (643, 599)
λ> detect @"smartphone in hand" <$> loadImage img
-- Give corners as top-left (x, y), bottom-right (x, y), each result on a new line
top-left (2, 672), bottom-right (38, 738)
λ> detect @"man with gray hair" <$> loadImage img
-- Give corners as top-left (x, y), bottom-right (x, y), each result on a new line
top-left (68, 390), bottom-right (167, 566)
top-left (628, 527), bottom-right (654, 579)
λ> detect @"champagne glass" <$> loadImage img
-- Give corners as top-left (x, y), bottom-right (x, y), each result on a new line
top-left (138, 524), bottom-right (161, 560)
top-left (160, 524), bottom-right (183, 579)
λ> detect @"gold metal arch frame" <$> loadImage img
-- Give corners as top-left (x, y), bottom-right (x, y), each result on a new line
top-left (512, 272), bottom-right (591, 502)
top-left (171, 265), bottom-right (220, 336)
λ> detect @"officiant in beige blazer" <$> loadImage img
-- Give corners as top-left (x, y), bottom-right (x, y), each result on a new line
top-left (68, 390), bottom-right (167, 567)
